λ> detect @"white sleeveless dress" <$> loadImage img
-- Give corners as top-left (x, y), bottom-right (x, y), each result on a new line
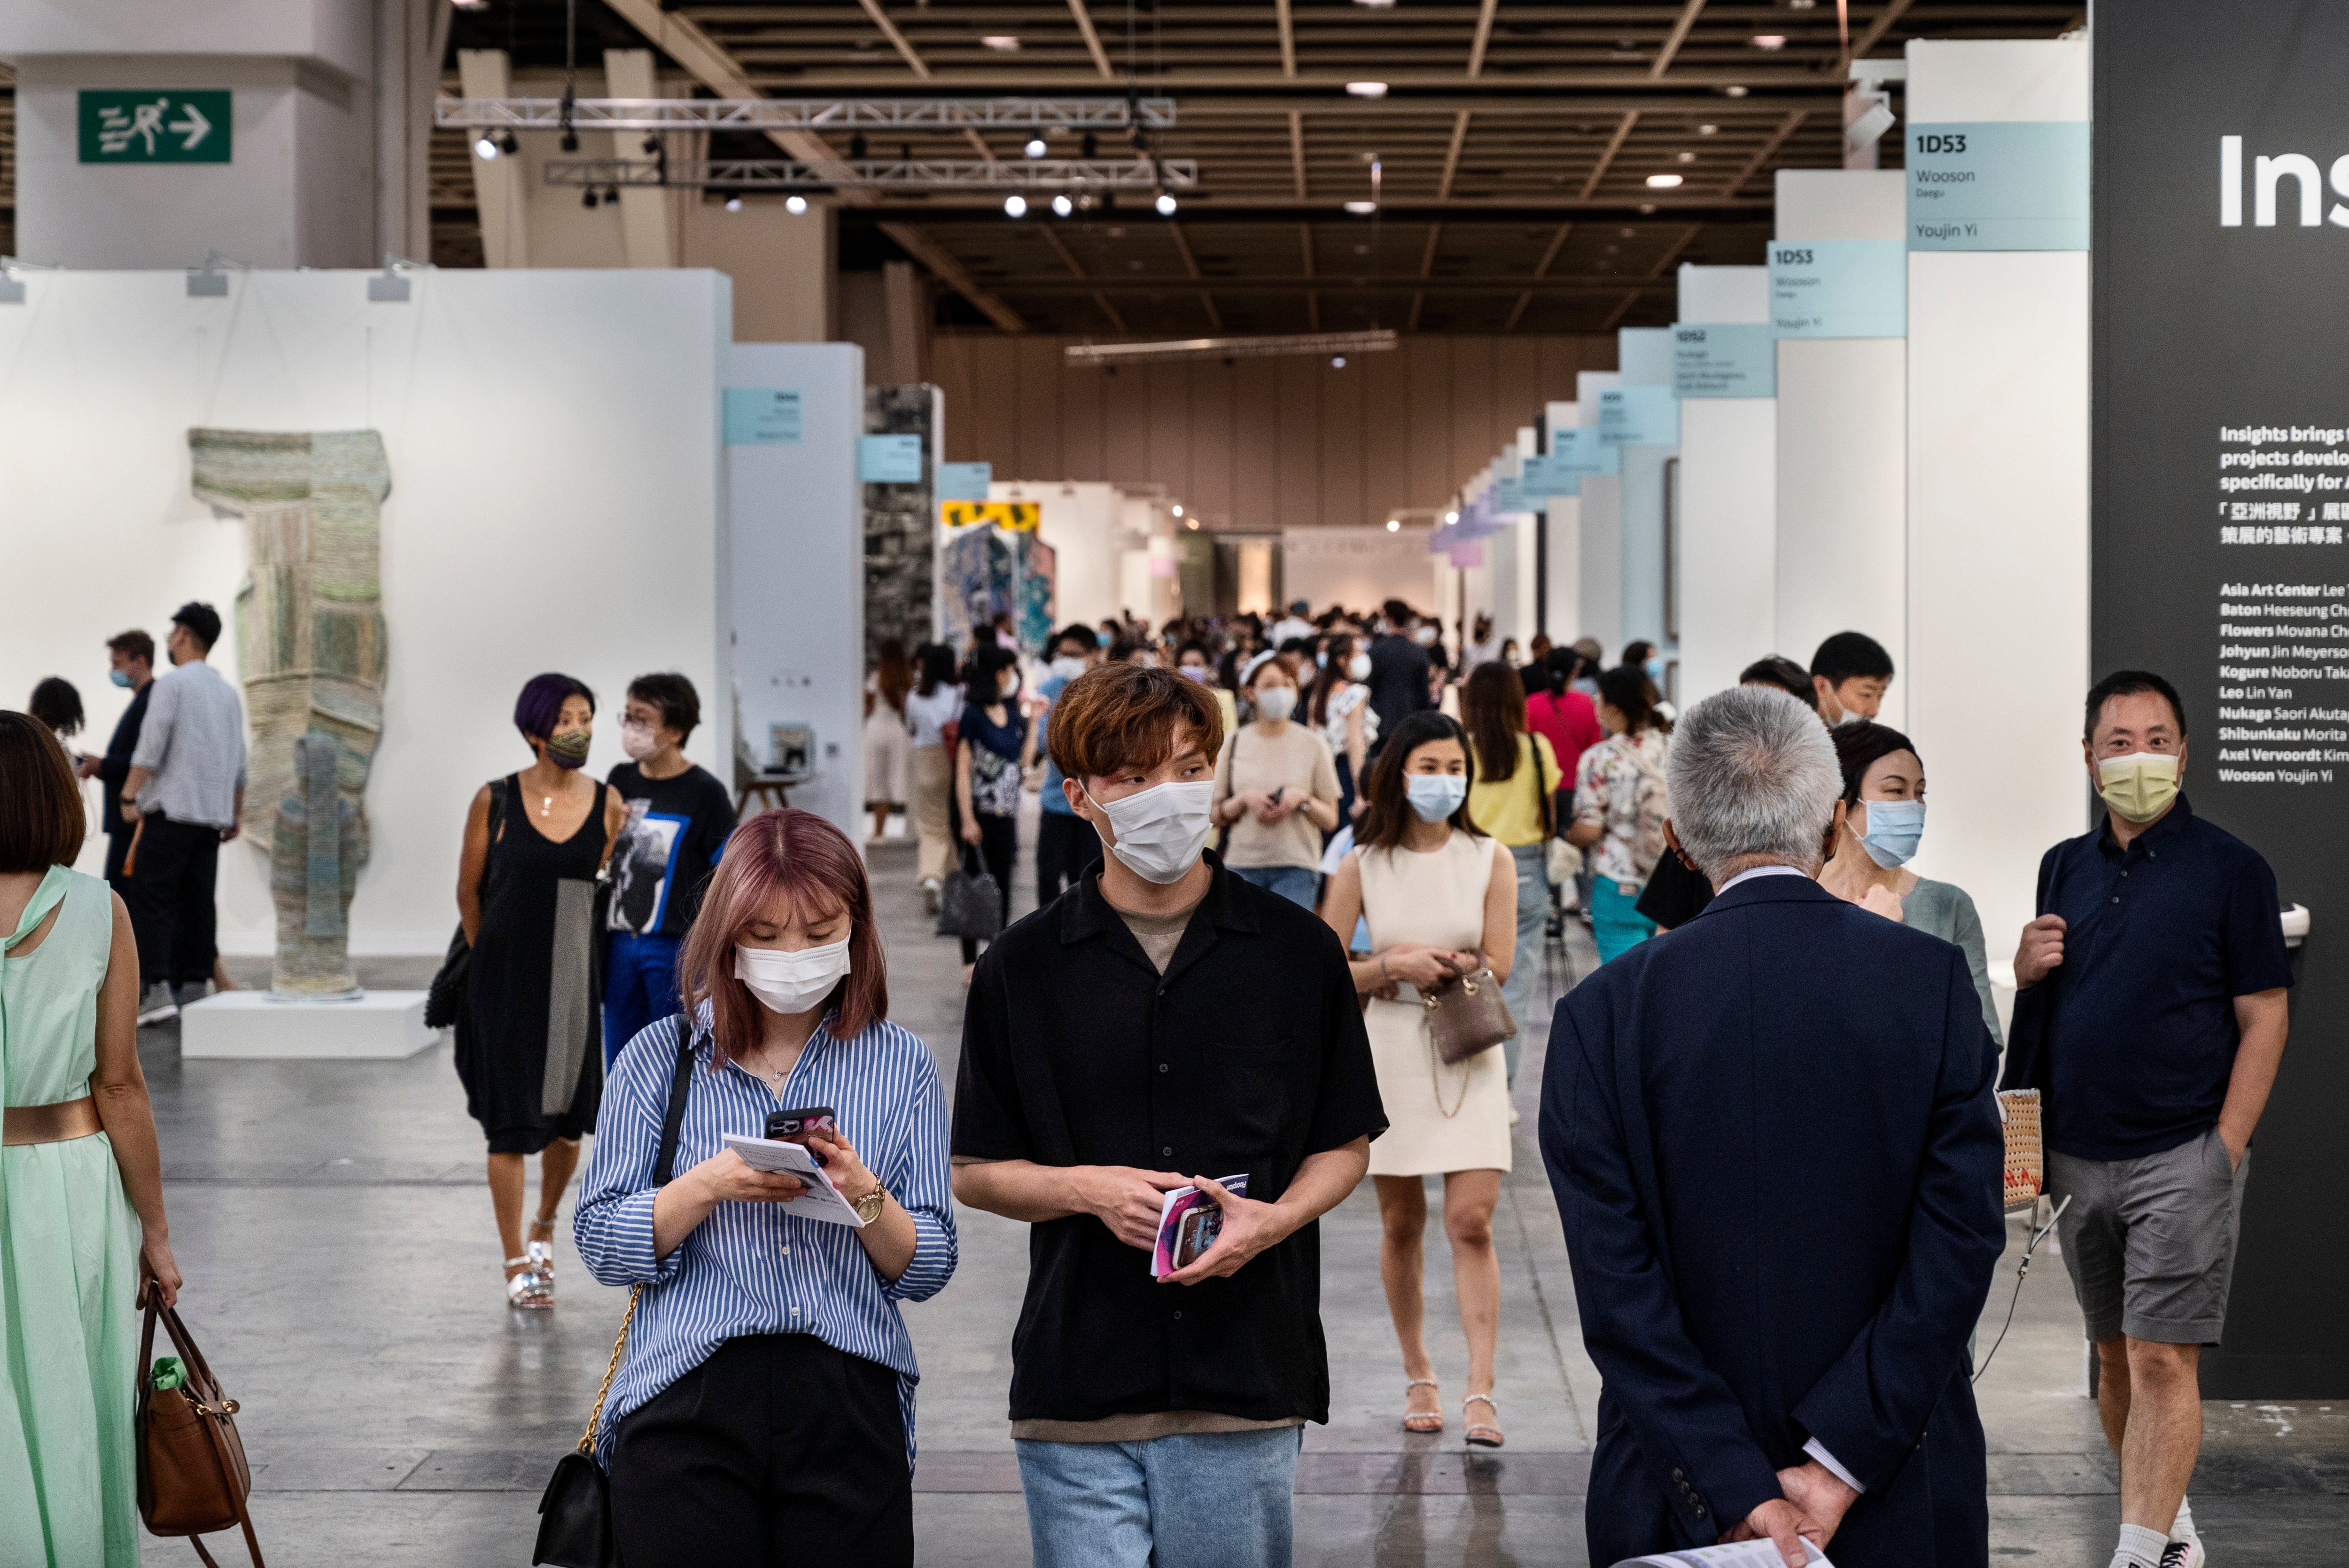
top-left (1355, 831), bottom-right (1514, 1176)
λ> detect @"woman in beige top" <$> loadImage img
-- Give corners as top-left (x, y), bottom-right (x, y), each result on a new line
top-left (1321, 711), bottom-right (1517, 1450)
top-left (1210, 657), bottom-right (1340, 909)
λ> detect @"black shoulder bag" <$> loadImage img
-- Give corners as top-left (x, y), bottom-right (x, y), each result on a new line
top-left (424, 778), bottom-right (508, 1030)
top-left (532, 1014), bottom-right (698, 1568)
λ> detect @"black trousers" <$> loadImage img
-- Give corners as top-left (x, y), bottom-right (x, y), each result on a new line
top-left (609, 1333), bottom-right (913, 1568)
top-left (1034, 809), bottom-right (1102, 907)
top-left (123, 812), bottom-right (221, 986)
top-left (960, 811), bottom-right (1017, 962)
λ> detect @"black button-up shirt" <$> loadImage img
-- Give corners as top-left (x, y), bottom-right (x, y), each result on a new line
top-left (2004, 795), bottom-right (2292, 1161)
top-left (952, 853), bottom-right (1386, 1425)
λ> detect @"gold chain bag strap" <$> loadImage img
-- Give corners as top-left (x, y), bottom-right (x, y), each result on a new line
top-left (533, 1014), bottom-right (699, 1568)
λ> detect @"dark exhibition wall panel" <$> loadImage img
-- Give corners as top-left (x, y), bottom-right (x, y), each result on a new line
top-left (2094, 0), bottom-right (2349, 1397)
top-left (930, 333), bottom-right (1615, 530)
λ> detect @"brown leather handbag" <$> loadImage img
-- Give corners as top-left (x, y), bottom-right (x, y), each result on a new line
top-left (1422, 958), bottom-right (1517, 1066)
top-left (136, 1282), bottom-right (265, 1568)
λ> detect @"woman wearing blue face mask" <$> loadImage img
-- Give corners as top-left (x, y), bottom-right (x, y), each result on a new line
top-left (1566, 668), bottom-right (1671, 963)
top-left (1320, 711), bottom-right (1517, 1448)
top-left (1819, 722), bottom-right (2003, 1046)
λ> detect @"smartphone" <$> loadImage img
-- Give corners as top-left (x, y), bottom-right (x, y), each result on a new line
top-left (764, 1107), bottom-right (837, 1164)
top-left (1171, 1204), bottom-right (1223, 1271)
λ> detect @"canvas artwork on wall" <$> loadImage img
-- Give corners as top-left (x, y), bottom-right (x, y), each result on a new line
top-left (188, 427), bottom-right (391, 998)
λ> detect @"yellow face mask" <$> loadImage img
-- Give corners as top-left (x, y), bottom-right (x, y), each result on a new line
top-left (2096, 752), bottom-right (2180, 823)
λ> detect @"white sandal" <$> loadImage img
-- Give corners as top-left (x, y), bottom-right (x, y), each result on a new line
top-left (1401, 1377), bottom-right (1444, 1434)
top-left (1463, 1391), bottom-right (1504, 1449)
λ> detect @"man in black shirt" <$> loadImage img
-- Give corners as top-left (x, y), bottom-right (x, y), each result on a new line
top-left (604, 672), bottom-right (736, 1065)
top-left (953, 661), bottom-right (1385, 1568)
top-left (1364, 598), bottom-right (1434, 749)
top-left (83, 629), bottom-right (156, 893)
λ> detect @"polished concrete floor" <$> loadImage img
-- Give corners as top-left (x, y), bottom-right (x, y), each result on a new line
top-left (144, 815), bottom-right (2349, 1565)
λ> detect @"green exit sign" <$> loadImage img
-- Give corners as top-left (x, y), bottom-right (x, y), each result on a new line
top-left (79, 91), bottom-right (232, 163)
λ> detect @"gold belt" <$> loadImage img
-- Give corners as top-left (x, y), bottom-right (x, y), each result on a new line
top-left (2, 1096), bottom-right (101, 1146)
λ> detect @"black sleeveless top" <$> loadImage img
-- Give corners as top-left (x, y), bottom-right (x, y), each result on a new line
top-left (456, 776), bottom-right (608, 1151)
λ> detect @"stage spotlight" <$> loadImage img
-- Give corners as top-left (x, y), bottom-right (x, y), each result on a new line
top-left (1155, 192), bottom-right (1178, 216)
top-left (725, 195), bottom-right (744, 212)
top-left (1052, 194), bottom-right (1074, 217)
top-left (786, 195), bottom-right (809, 215)
top-left (1005, 194), bottom-right (1029, 217)
top-left (474, 134), bottom-right (499, 160)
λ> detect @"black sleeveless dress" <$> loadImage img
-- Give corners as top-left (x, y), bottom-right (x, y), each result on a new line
top-left (456, 776), bottom-right (607, 1154)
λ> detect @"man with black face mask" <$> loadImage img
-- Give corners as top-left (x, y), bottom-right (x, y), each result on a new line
top-left (951, 660), bottom-right (1385, 1568)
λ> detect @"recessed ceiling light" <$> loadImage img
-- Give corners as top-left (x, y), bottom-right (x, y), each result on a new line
top-left (981, 35), bottom-right (1020, 51)
top-left (1052, 194), bottom-right (1073, 216)
top-left (1619, 227), bottom-right (1635, 237)
top-left (1751, 34), bottom-right (1787, 50)
top-left (1346, 81), bottom-right (1389, 98)
top-left (786, 195), bottom-right (808, 214)
top-left (1354, 0), bottom-right (1396, 7)
top-left (1677, 151), bottom-right (1696, 163)
top-left (1788, 0), bottom-right (1817, 8)
top-left (1645, 173), bottom-right (1684, 188)
top-left (1155, 192), bottom-right (1178, 216)
top-left (1444, 510), bottom-right (1460, 524)
top-left (1639, 202), bottom-right (1658, 213)
top-left (1331, 356), bottom-right (1347, 368)
top-left (1724, 84), bottom-right (1750, 96)
top-left (1344, 200), bottom-right (1378, 214)
top-left (1386, 519), bottom-right (1401, 531)
top-left (1004, 194), bottom-right (1028, 217)
top-left (1699, 123), bottom-right (1719, 136)
top-left (1172, 505), bottom-right (1184, 517)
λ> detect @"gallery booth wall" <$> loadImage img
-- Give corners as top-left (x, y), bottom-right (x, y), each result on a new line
top-left (0, 268), bottom-right (734, 955)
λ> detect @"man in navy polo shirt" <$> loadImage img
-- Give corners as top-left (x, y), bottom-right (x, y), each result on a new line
top-left (2004, 670), bottom-right (2292, 1568)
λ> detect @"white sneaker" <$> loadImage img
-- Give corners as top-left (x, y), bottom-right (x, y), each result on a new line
top-left (2159, 1539), bottom-right (2205, 1568)
top-left (137, 984), bottom-right (180, 1025)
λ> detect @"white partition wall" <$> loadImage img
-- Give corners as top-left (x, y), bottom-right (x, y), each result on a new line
top-left (730, 342), bottom-right (864, 842)
top-left (1675, 265), bottom-right (1777, 704)
top-left (1284, 525), bottom-right (1436, 610)
top-left (1904, 38), bottom-right (2090, 960)
top-left (1615, 330), bottom-right (1680, 672)
top-left (1774, 170), bottom-right (1909, 727)
top-left (998, 480), bottom-right (1120, 629)
top-left (1573, 373), bottom-right (1623, 655)
top-left (1540, 401), bottom-right (1582, 644)
top-left (0, 269), bottom-right (732, 953)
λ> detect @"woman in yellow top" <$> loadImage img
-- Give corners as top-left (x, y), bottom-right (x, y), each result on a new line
top-left (1460, 662), bottom-right (1562, 1088)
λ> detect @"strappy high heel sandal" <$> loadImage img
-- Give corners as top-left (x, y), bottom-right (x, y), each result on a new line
top-left (1401, 1377), bottom-right (1444, 1435)
top-left (504, 1257), bottom-right (553, 1310)
top-left (526, 1216), bottom-right (559, 1279)
top-left (1463, 1391), bottom-right (1504, 1449)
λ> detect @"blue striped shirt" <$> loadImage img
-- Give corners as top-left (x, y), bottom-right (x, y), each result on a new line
top-left (572, 1005), bottom-right (957, 1470)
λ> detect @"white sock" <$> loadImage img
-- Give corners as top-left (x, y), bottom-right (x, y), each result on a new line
top-left (2112, 1522), bottom-right (2169, 1568)
top-left (2170, 1497), bottom-right (2197, 1544)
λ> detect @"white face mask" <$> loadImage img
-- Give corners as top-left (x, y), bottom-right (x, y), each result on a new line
top-left (1255, 686), bottom-right (1298, 722)
top-left (1413, 626), bottom-right (1438, 646)
top-left (734, 939), bottom-right (851, 1016)
top-left (620, 720), bottom-right (661, 761)
top-left (1050, 656), bottom-right (1087, 682)
top-left (1086, 779), bottom-right (1216, 884)
top-left (1406, 773), bottom-right (1468, 823)
top-left (1348, 652), bottom-right (1372, 681)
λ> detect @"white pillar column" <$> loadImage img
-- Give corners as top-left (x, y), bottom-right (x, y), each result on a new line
top-left (1675, 265), bottom-right (1776, 704)
top-left (1773, 170), bottom-right (1910, 726)
top-left (1574, 373), bottom-right (1624, 657)
top-left (1904, 37), bottom-right (2090, 960)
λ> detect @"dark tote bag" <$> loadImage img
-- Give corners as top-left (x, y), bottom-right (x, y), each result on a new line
top-left (937, 843), bottom-right (1003, 940)
top-left (533, 1017), bottom-right (698, 1568)
top-left (424, 779), bottom-right (507, 1029)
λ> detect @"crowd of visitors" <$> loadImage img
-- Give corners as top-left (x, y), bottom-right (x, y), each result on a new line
top-left (1, 580), bottom-right (2293, 1568)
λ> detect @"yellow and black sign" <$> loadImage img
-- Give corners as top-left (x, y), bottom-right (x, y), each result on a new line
top-left (941, 501), bottom-right (1041, 532)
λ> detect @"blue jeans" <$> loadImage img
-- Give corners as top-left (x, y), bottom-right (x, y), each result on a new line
top-left (1590, 876), bottom-right (1657, 965)
top-left (1017, 1426), bottom-right (1301, 1568)
top-left (604, 931), bottom-right (683, 1067)
top-left (1503, 843), bottom-right (1548, 1085)
top-left (1232, 864), bottom-right (1318, 909)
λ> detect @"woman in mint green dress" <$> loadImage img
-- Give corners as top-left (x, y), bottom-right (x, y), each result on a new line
top-left (1, 712), bottom-right (181, 1568)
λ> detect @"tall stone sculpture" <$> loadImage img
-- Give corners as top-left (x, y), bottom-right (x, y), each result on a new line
top-left (188, 428), bottom-right (391, 998)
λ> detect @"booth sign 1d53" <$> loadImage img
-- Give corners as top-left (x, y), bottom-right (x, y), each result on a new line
top-left (79, 91), bottom-right (232, 163)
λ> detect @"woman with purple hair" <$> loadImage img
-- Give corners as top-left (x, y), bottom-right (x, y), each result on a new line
top-left (453, 672), bottom-right (627, 1309)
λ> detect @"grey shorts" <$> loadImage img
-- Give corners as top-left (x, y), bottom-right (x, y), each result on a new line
top-left (2047, 1126), bottom-right (2250, 1346)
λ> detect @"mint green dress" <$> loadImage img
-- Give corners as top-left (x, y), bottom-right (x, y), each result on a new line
top-left (1, 866), bottom-right (142, 1568)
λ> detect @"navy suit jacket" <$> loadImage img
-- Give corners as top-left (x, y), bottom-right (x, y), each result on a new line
top-left (1541, 874), bottom-right (2005, 1567)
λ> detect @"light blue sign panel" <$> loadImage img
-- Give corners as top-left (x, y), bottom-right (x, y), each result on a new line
top-left (1491, 477), bottom-right (1529, 514)
top-left (723, 388), bottom-right (801, 444)
top-left (1533, 427), bottom-right (1621, 496)
top-left (936, 461), bottom-right (992, 500)
top-left (858, 434), bottom-right (924, 483)
top-left (1768, 238), bottom-right (1907, 337)
top-left (1906, 122), bottom-right (2089, 251)
top-left (1598, 386), bottom-right (1680, 448)
top-left (1671, 323), bottom-right (1777, 398)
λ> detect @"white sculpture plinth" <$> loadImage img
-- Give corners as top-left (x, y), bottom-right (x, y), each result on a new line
top-left (179, 990), bottom-right (441, 1060)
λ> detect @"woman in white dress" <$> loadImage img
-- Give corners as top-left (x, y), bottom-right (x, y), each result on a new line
top-left (1320, 710), bottom-right (1517, 1450)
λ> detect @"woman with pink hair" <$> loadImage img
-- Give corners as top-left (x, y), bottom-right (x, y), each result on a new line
top-left (574, 807), bottom-right (956, 1564)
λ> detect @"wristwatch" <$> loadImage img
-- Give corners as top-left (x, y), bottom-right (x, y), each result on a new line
top-left (853, 1182), bottom-right (890, 1226)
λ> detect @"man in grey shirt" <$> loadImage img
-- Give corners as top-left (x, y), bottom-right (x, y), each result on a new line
top-left (120, 601), bottom-right (247, 1020)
